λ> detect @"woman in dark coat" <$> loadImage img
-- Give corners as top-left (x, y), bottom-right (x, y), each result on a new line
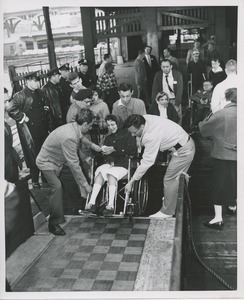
top-left (199, 88), bottom-right (237, 229)
top-left (148, 91), bottom-right (180, 124)
top-left (85, 114), bottom-right (137, 216)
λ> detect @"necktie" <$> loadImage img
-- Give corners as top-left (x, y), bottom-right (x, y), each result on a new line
top-left (146, 55), bottom-right (151, 67)
top-left (165, 75), bottom-right (174, 93)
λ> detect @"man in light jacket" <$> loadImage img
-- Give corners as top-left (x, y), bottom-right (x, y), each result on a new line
top-left (36, 109), bottom-right (101, 236)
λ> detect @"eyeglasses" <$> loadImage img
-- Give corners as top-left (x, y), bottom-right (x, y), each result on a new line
top-left (130, 128), bottom-right (140, 136)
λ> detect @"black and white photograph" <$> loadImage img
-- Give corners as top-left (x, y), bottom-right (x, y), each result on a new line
top-left (1, 0), bottom-right (243, 299)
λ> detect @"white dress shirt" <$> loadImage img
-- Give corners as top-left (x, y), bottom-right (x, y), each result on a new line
top-left (162, 71), bottom-right (175, 99)
top-left (132, 115), bottom-right (189, 180)
top-left (145, 54), bottom-right (151, 67)
top-left (158, 105), bottom-right (168, 119)
top-left (211, 74), bottom-right (237, 113)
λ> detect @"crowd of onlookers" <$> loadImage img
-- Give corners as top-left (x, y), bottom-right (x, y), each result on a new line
top-left (4, 37), bottom-right (237, 237)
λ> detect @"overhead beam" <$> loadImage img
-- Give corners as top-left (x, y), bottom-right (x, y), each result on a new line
top-left (158, 22), bottom-right (210, 31)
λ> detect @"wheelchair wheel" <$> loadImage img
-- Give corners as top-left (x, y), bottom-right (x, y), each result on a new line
top-left (133, 176), bottom-right (148, 216)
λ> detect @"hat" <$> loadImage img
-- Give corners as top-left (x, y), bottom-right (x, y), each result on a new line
top-left (47, 67), bottom-right (61, 77)
top-left (78, 59), bottom-right (88, 65)
top-left (105, 62), bottom-right (114, 71)
top-left (59, 63), bottom-right (70, 71)
top-left (24, 71), bottom-right (40, 80)
top-left (74, 89), bottom-right (93, 101)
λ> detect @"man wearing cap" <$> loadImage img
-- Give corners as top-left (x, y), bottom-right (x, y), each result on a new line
top-left (187, 49), bottom-right (206, 95)
top-left (42, 67), bottom-right (64, 130)
top-left (66, 89), bottom-right (93, 123)
top-left (96, 62), bottom-right (119, 113)
top-left (59, 63), bottom-right (72, 122)
top-left (8, 71), bottom-right (49, 189)
top-left (151, 59), bottom-right (183, 124)
top-left (78, 59), bottom-right (96, 89)
top-left (36, 109), bottom-right (102, 235)
top-left (211, 59), bottom-right (238, 113)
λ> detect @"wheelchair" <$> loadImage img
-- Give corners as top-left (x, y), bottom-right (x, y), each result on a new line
top-left (85, 154), bottom-right (149, 221)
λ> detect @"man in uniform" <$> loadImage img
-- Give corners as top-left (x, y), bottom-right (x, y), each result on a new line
top-left (8, 71), bottom-right (49, 188)
top-left (59, 63), bottom-right (72, 122)
top-left (78, 59), bottom-right (96, 89)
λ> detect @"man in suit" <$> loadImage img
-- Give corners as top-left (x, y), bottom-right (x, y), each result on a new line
top-left (8, 72), bottom-right (49, 189)
top-left (36, 109), bottom-right (102, 236)
top-left (143, 45), bottom-right (158, 103)
top-left (134, 49), bottom-right (149, 108)
top-left (152, 59), bottom-right (183, 124)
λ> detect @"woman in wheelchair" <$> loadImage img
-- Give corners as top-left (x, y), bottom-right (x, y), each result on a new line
top-left (84, 114), bottom-right (137, 216)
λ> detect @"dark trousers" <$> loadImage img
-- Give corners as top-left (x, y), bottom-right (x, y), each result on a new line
top-left (42, 170), bottom-right (65, 225)
top-left (137, 85), bottom-right (150, 109)
top-left (30, 135), bottom-right (48, 182)
top-left (103, 88), bottom-right (120, 113)
top-left (59, 165), bottom-right (86, 212)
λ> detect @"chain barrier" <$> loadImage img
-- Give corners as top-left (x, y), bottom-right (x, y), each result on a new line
top-left (183, 176), bottom-right (235, 290)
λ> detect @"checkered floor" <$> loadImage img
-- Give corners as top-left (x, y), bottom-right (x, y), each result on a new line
top-left (13, 217), bottom-right (150, 291)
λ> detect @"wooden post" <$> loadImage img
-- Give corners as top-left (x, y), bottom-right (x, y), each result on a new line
top-left (43, 7), bottom-right (57, 69)
top-left (80, 7), bottom-right (97, 82)
top-left (140, 7), bottom-right (159, 61)
top-left (8, 65), bottom-right (22, 94)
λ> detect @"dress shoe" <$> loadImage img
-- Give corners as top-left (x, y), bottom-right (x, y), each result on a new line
top-left (103, 206), bottom-right (114, 216)
top-left (203, 220), bottom-right (224, 230)
top-left (83, 203), bottom-right (96, 214)
top-left (48, 223), bottom-right (66, 236)
top-left (227, 206), bottom-right (236, 215)
top-left (149, 211), bottom-right (173, 219)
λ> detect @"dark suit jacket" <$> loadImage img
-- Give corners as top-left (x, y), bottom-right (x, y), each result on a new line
top-left (151, 69), bottom-right (183, 106)
top-left (147, 102), bottom-right (180, 124)
top-left (143, 55), bottom-right (158, 78)
top-left (143, 55), bottom-right (159, 97)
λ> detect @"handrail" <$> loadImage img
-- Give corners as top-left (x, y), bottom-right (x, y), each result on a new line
top-left (169, 173), bottom-right (185, 290)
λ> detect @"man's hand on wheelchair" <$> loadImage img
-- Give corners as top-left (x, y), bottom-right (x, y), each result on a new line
top-left (125, 180), bottom-right (134, 194)
top-left (81, 183), bottom-right (92, 197)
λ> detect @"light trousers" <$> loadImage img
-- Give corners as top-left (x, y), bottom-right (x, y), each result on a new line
top-left (161, 137), bottom-right (195, 215)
